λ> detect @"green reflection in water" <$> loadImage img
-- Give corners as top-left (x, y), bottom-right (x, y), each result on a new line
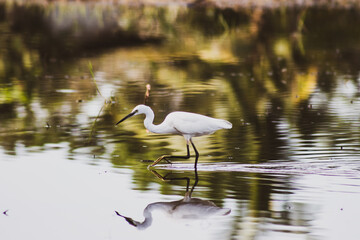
top-left (1, 3), bottom-right (360, 238)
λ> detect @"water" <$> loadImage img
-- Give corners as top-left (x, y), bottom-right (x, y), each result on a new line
top-left (1, 1), bottom-right (360, 239)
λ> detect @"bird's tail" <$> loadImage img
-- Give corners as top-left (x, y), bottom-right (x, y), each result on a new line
top-left (221, 120), bottom-right (232, 129)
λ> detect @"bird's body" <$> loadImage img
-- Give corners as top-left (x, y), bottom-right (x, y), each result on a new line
top-left (116, 104), bottom-right (232, 167)
top-left (144, 110), bottom-right (231, 139)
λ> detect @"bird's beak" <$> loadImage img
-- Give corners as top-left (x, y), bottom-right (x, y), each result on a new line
top-left (115, 110), bottom-right (137, 125)
top-left (115, 211), bottom-right (140, 227)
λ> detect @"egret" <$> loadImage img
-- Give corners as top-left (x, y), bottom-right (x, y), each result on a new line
top-left (116, 104), bottom-right (232, 167)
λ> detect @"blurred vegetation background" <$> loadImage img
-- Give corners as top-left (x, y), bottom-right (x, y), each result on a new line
top-left (1, 0), bottom-right (360, 201)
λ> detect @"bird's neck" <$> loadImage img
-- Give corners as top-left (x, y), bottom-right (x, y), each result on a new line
top-left (136, 202), bottom-right (164, 230)
top-left (143, 110), bottom-right (165, 134)
top-left (137, 214), bottom-right (153, 230)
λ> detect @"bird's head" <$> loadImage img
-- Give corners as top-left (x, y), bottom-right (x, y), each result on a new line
top-left (115, 105), bottom-right (150, 125)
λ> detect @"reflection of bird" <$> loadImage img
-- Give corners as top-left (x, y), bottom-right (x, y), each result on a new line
top-left (115, 193), bottom-right (231, 230)
top-left (116, 104), bottom-right (232, 167)
top-left (115, 167), bottom-right (230, 230)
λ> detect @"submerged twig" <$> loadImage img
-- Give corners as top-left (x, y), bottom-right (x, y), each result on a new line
top-left (88, 61), bottom-right (105, 101)
top-left (87, 61), bottom-right (115, 143)
top-left (88, 104), bottom-right (106, 143)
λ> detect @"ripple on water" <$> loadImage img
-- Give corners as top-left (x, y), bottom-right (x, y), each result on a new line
top-left (156, 160), bottom-right (360, 178)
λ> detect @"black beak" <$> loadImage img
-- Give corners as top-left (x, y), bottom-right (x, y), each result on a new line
top-left (115, 211), bottom-right (140, 227)
top-left (115, 110), bottom-right (137, 125)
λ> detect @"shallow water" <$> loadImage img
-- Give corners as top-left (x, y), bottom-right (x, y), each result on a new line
top-left (1, 2), bottom-right (360, 240)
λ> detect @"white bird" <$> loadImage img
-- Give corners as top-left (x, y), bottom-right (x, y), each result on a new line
top-left (116, 104), bottom-right (232, 167)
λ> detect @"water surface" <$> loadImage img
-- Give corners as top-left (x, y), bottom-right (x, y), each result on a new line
top-left (1, 1), bottom-right (360, 240)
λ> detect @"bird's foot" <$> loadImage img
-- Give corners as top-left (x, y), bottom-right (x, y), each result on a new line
top-left (148, 155), bottom-right (172, 168)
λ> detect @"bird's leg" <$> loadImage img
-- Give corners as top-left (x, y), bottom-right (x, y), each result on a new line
top-left (166, 142), bottom-right (190, 159)
top-left (190, 139), bottom-right (200, 168)
top-left (149, 143), bottom-right (191, 167)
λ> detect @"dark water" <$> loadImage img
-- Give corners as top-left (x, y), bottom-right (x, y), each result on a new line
top-left (1, 2), bottom-right (360, 240)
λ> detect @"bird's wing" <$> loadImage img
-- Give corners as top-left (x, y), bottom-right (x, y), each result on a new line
top-left (169, 112), bottom-right (227, 137)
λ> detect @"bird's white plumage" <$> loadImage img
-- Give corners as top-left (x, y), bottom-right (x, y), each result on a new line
top-left (126, 105), bottom-right (232, 140)
top-left (164, 111), bottom-right (232, 140)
